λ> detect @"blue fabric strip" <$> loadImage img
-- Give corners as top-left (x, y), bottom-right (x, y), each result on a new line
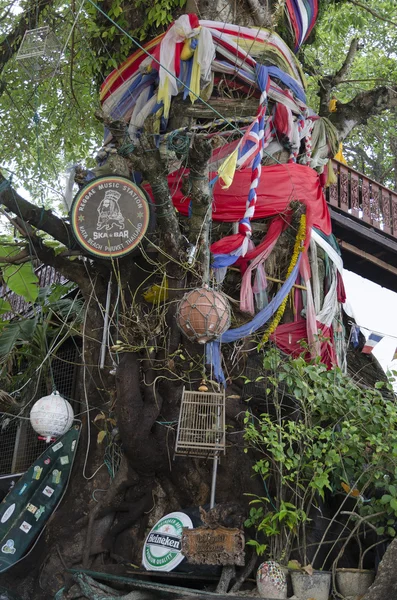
top-left (206, 255), bottom-right (302, 384)
top-left (268, 66), bottom-right (306, 103)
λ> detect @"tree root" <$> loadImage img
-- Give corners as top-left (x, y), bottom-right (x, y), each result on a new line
top-left (82, 458), bottom-right (131, 568)
top-left (228, 550), bottom-right (258, 594)
top-left (216, 565), bottom-right (236, 594)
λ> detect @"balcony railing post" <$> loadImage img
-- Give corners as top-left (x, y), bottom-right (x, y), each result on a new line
top-left (371, 182), bottom-right (381, 228)
top-left (339, 164), bottom-right (349, 210)
top-left (328, 162), bottom-right (339, 207)
top-left (392, 197), bottom-right (397, 237)
top-left (382, 190), bottom-right (392, 234)
top-left (350, 170), bottom-right (359, 218)
top-left (361, 177), bottom-right (371, 224)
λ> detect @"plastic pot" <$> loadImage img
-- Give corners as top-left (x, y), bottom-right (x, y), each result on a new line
top-left (290, 570), bottom-right (331, 600)
top-left (336, 568), bottom-right (375, 598)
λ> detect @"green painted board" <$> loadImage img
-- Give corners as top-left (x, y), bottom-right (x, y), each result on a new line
top-left (0, 425), bottom-right (80, 572)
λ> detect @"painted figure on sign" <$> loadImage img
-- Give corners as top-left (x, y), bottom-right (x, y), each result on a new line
top-left (96, 190), bottom-right (124, 231)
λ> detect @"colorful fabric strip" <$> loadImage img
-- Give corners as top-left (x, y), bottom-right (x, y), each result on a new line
top-left (206, 257), bottom-right (302, 383)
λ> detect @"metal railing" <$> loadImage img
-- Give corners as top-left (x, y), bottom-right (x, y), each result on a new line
top-left (326, 160), bottom-right (397, 239)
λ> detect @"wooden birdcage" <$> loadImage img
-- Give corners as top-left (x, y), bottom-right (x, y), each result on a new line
top-left (16, 26), bottom-right (61, 80)
top-left (175, 388), bottom-right (226, 458)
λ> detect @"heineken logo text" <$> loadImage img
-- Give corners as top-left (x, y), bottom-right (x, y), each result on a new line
top-left (147, 533), bottom-right (181, 551)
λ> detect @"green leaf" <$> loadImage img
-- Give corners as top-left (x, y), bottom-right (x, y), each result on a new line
top-left (0, 320), bottom-right (36, 358)
top-left (0, 300), bottom-right (11, 315)
top-left (2, 263), bottom-right (39, 303)
top-left (376, 526), bottom-right (385, 535)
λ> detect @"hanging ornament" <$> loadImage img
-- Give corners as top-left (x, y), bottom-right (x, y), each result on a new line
top-left (176, 288), bottom-right (231, 344)
top-left (30, 391), bottom-right (74, 442)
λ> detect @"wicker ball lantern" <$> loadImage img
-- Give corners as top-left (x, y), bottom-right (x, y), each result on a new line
top-left (30, 391), bottom-right (74, 442)
top-left (176, 287), bottom-right (231, 344)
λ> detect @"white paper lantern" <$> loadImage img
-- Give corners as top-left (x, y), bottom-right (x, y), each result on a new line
top-left (30, 391), bottom-right (74, 441)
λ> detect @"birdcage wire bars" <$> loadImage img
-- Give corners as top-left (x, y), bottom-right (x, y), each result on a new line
top-left (16, 26), bottom-right (62, 80)
top-left (175, 388), bottom-right (226, 459)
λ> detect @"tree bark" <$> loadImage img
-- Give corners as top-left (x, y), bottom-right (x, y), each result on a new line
top-left (187, 136), bottom-right (213, 283)
top-left (329, 86), bottom-right (397, 140)
top-left (363, 539), bottom-right (397, 600)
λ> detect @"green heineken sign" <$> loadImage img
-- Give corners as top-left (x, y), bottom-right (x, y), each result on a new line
top-left (142, 511), bottom-right (193, 572)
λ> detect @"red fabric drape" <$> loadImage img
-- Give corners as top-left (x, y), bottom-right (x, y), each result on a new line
top-left (146, 163), bottom-right (331, 234)
top-left (270, 318), bottom-right (337, 369)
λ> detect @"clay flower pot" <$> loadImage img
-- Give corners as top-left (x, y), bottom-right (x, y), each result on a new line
top-left (256, 561), bottom-right (288, 599)
top-left (290, 570), bottom-right (331, 600)
top-left (336, 568), bottom-right (375, 598)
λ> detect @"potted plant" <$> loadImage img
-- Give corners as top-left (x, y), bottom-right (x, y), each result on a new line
top-left (332, 511), bottom-right (386, 599)
top-left (243, 348), bottom-right (397, 600)
top-left (243, 349), bottom-right (340, 599)
top-left (288, 564), bottom-right (331, 600)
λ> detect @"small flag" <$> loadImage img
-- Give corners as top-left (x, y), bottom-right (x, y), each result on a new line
top-left (351, 324), bottom-right (360, 348)
top-left (362, 333), bottom-right (383, 354)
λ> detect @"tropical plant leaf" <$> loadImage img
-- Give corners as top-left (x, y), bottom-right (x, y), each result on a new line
top-left (0, 319), bottom-right (37, 359)
top-left (48, 297), bottom-right (84, 322)
top-left (0, 300), bottom-right (11, 315)
top-left (2, 263), bottom-right (39, 303)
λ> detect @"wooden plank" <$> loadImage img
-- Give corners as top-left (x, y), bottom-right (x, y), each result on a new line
top-left (182, 527), bottom-right (245, 566)
top-left (338, 240), bottom-right (397, 276)
top-left (68, 569), bottom-right (261, 600)
top-left (329, 207), bottom-right (397, 251)
top-left (171, 98), bottom-right (259, 120)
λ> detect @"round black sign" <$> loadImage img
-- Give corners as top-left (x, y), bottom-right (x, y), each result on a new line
top-left (71, 175), bottom-right (150, 258)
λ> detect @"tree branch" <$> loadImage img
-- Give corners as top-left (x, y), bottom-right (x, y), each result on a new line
top-left (0, 175), bottom-right (75, 247)
top-left (347, 0), bottom-right (397, 26)
top-left (318, 37), bottom-right (359, 116)
top-left (0, 249), bottom-right (30, 264)
top-left (246, 0), bottom-right (271, 27)
top-left (186, 136), bottom-right (212, 283)
top-left (334, 37), bottom-right (359, 84)
top-left (329, 86), bottom-right (397, 140)
top-left (95, 110), bottom-right (185, 263)
top-left (1, 207), bottom-right (91, 292)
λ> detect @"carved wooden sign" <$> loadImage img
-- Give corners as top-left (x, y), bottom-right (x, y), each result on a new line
top-left (181, 526), bottom-right (245, 566)
top-left (71, 175), bottom-right (150, 259)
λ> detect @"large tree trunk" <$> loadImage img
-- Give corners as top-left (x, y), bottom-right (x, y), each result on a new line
top-left (1, 2), bottom-right (397, 598)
